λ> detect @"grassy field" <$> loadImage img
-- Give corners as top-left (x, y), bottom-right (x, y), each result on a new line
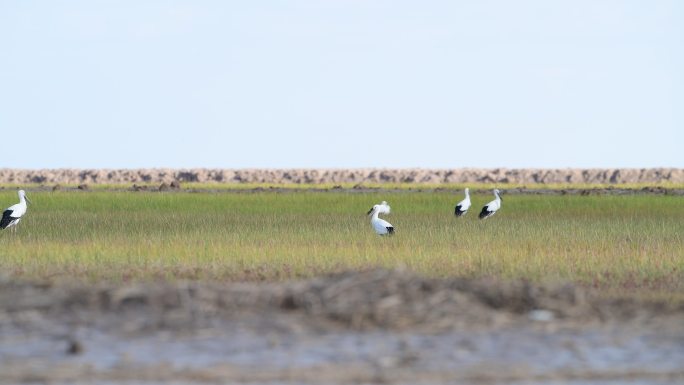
top-left (0, 190), bottom-right (682, 292)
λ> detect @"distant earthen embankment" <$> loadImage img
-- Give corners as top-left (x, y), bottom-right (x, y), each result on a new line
top-left (0, 168), bottom-right (682, 185)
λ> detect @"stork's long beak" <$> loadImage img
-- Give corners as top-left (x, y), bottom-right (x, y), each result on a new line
top-left (366, 207), bottom-right (374, 215)
top-left (25, 195), bottom-right (32, 204)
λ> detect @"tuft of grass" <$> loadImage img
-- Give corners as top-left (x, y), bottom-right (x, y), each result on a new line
top-left (0, 191), bottom-right (681, 295)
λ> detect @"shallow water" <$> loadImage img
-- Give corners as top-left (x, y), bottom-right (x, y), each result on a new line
top-left (2, 322), bottom-right (683, 385)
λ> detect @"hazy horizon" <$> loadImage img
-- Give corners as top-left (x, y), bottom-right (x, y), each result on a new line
top-left (1, 1), bottom-right (682, 169)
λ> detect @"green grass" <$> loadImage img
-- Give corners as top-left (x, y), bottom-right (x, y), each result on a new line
top-left (0, 190), bottom-right (682, 292)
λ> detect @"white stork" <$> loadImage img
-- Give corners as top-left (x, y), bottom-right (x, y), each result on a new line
top-left (367, 201), bottom-right (394, 235)
top-left (454, 188), bottom-right (471, 217)
top-left (479, 189), bottom-right (502, 219)
top-left (1, 190), bottom-right (31, 233)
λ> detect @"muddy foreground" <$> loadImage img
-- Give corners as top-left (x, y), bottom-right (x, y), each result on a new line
top-left (1, 270), bottom-right (683, 384)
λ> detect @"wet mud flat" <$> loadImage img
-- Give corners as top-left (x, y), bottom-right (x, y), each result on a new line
top-left (1, 270), bottom-right (683, 385)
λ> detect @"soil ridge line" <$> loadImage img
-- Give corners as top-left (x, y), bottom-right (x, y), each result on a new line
top-left (1, 168), bottom-right (682, 185)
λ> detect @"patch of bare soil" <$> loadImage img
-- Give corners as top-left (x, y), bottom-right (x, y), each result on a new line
top-left (1, 270), bottom-right (683, 384)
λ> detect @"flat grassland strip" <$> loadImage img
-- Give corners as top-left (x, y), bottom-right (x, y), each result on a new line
top-left (0, 191), bottom-right (681, 292)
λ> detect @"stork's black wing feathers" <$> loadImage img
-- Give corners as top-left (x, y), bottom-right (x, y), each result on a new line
top-left (478, 205), bottom-right (491, 219)
top-left (0, 209), bottom-right (15, 229)
top-left (455, 205), bottom-right (465, 216)
top-left (386, 227), bottom-right (394, 235)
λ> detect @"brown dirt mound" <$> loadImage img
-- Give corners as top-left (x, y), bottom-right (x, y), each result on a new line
top-left (2, 270), bottom-right (681, 333)
top-left (1, 168), bottom-right (682, 185)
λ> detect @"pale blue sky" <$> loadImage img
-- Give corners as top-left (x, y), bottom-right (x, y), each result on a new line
top-left (1, 1), bottom-right (682, 169)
